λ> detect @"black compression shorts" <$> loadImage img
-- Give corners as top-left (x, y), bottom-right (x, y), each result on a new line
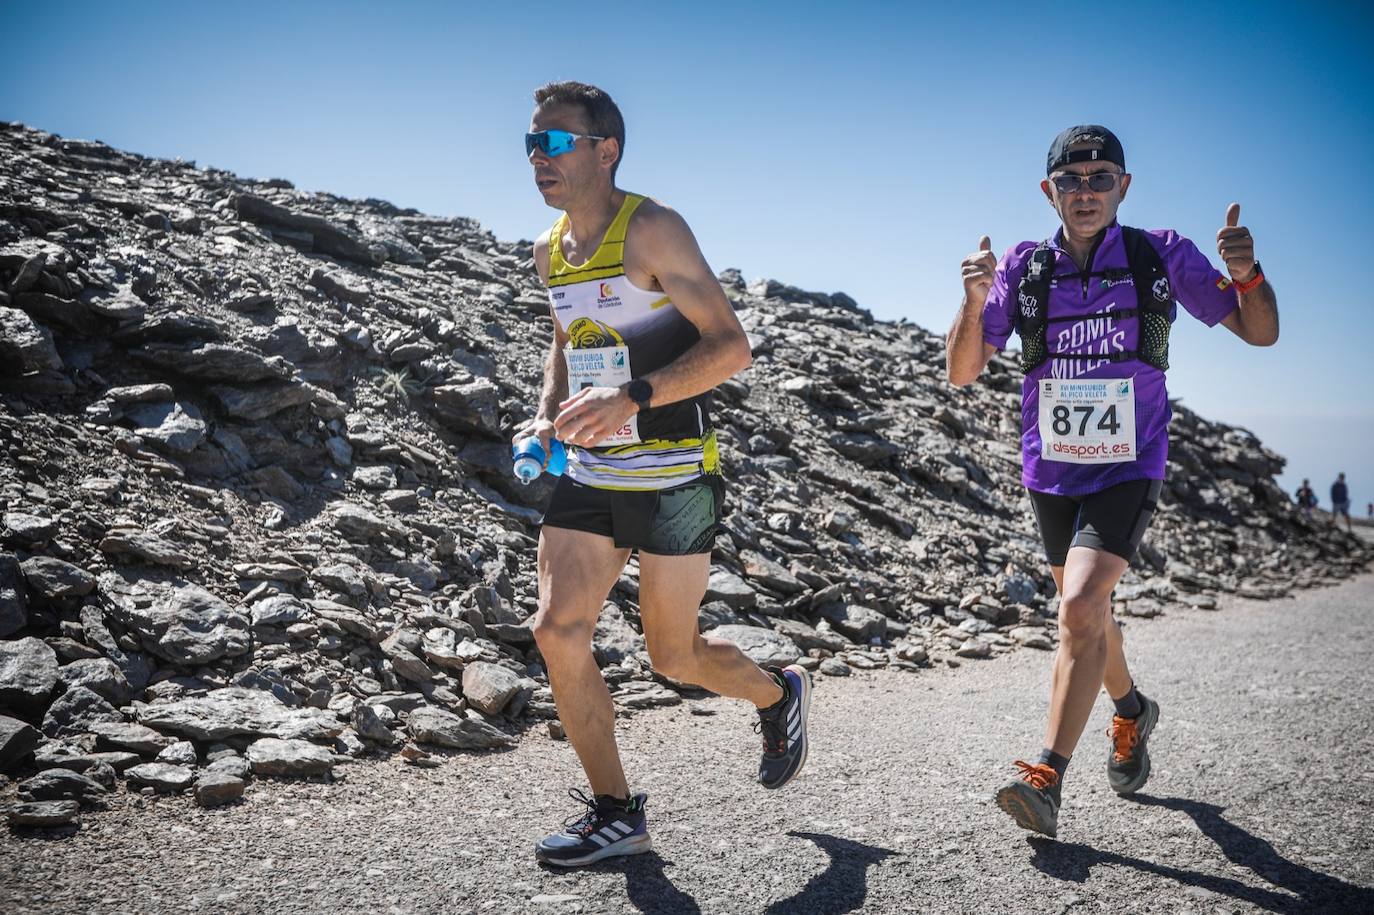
top-left (540, 474), bottom-right (724, 556)
top-left (1028, 478), bottom-right (1163, 567)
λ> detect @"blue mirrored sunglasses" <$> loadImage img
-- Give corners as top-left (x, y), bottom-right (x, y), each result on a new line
top-left (525, 129), bottom-right (605, 158)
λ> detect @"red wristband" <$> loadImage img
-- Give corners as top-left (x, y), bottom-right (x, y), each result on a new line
top-left (1234, 263), bottom-right (1264, 295)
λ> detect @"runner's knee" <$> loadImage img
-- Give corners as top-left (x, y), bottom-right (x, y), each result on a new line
top-left (1057, 592), bottom-right (1109, 639)
top-left (532, 609), bottom-right (594, 662)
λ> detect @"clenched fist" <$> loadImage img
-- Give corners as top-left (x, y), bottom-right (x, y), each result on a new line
top-left (962, 235), bottom-right (997, 306)
top-left (1216, 203), bottom-right (1258, 283)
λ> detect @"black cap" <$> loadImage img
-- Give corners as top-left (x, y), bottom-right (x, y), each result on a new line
top-left (1046, 125), bottom-right (1125, 175)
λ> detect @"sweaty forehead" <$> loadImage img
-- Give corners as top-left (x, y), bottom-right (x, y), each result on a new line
top-left (530, 103), bottom-right (590, 134)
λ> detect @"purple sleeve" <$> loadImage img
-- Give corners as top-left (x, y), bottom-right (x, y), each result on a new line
top-left (1151, 230), bottom-right (1239, 327)
top-left (982, 243), bottom-right (1035, 349)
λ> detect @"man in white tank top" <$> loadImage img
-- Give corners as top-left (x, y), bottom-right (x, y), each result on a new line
top-left (516, 81), bottom-right (814, 868)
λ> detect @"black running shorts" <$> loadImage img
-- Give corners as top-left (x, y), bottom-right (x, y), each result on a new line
top-left (541, 474), bottom-right (724, 556)
top-left (1028, 478), bottom-right (1163, 567)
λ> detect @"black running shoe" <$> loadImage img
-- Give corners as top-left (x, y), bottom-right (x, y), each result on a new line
top-left (756, 664), bottom-right (812, 789)
top-left (1107, 691), bottom-right (1160, 795)
top-left (995, 761), bottom-right (1062, 838)
top-left (535, 789), bottom-right (651, 867)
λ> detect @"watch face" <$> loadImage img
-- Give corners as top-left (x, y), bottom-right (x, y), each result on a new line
top-left (629, 379), bottom-right (652, 406)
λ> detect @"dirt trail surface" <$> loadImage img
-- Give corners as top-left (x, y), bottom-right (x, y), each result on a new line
top-left (5, 574), bottom-right (1373, 915)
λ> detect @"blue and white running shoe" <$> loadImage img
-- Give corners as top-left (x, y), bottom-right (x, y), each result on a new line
top-left (535, 789), bottom-right (651, 867)
top-left (756, 664), bottom-right (812, 789)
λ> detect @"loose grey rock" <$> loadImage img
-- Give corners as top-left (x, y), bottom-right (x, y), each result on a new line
top-left (125, 762), bottom-right (195, 793)
top-left (0, 714), bottom-right (41, 771)
top-left (100, 575), bottom-right (251, 665)
top-left (57, 658), bottom-right (133, 704)
top-left (0, 304), bottom-right (62, 371)
top-left (461, 662), bottom-right (522, 715)
top-left (194, 771), bottom-right (245, 807)
top-left (124, 401), bottom-right (207, 453)
top-left (4, 512), bottom-right (57, 544)
top-left (406, 706), bottom-right (515, 750)
top-left (87, 721), bottom-right (174, 755)
top-left (7, 799), bottom-right (80, 827)
top-left (819, 604), bottom-right (888, 643)
top-left (353, 704), bottom-right (400, 746)
top-left (136, 687), bottom-right (342, 742)
top-left (205, 755), bottom-right (251, 780)
top-left (246, 737), bottom-right (333, 777)
top-left (819, 657), bottom-right (852, 677)
top-left (98, 530), bottom-right (194, 569)
top-left (41, 686), bottom-right (121, 737)
top-left (706, 625), bottom-right (801, 668)
top-left (19, 557), bottom-right (95, 600)
top-left (18, 767), bottom-right (107, 802)
top-left (0, 636), bottom-right (59, 713)
top-left (704, 569), bottom-right (757, 610)
top-left (156, 740), bottom-right (198, 766)
top-left (0, 552), bottom-right (27, 637)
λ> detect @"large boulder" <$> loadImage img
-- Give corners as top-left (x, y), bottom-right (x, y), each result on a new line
top-left (0, 636), bottom-right (59, 715)
top-left (136, 687), bottom-right (342, 742)
top-left (101, 575), bottom-right (251, 665)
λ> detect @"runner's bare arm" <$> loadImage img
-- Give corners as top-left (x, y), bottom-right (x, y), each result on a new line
top-left (947, 235), bottom-right (999, 386)
top-left (552, 203), bottom-right (750, 446)
top-left (629, 203), bottom-right (752, 404)
top-left (1216, 202), bottom-right (1279, 346)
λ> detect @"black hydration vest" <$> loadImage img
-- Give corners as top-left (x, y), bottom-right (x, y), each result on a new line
top-left (1014, 226), bottom-right (1173, 373)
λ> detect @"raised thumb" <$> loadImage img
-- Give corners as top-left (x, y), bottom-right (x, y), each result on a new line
top-left (1225, 203), bottom-right (1240, 227)
top-left (979, 235), bottom-right (992, 252)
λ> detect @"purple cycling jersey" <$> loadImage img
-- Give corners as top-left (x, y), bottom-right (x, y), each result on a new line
top-left (982, 223), bottom-right (1238, 496)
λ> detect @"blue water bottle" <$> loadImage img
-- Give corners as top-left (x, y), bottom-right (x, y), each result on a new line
top-left (512, 437), bottom-right (566, 484)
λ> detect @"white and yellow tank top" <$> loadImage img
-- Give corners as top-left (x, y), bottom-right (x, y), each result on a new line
top-left (547, 193), bottom-right (718, 491)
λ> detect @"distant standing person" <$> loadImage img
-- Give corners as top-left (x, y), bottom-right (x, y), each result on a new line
top-left (1295, 479), bottom-right (1317, 516)
top-left (1330, 473), bottom-right (1352, 532)
top-left (515, 81), bottom-right (812, 867)
top-left (945, 125), bottom-right (1279, 838)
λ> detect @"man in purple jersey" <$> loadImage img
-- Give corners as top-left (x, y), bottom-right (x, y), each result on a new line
top-left (945, 125), bottom-right (1278, 838)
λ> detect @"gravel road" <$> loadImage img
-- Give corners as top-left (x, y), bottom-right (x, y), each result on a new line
top-left (5, 573), bottom-right (1373, 915)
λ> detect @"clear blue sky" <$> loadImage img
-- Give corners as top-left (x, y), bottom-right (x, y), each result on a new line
top-left (4, 0), bottom-right (1371, 513)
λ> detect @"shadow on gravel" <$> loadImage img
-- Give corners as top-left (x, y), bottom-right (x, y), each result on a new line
top-left (764, 832), bottom-right (898, 915)
top-left (1027, 794), bottom-right (1374, 913)
top-left (582, 854), bottom-right (701, 915)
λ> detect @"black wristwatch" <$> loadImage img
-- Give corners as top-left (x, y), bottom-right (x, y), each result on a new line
top-left (626, 378), bottom-right (653, 412)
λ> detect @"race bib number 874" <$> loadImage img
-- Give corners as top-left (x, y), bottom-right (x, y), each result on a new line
top-left (1038, 378), bottom-right (1136, 464)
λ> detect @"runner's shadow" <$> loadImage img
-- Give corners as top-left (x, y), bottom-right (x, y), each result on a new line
top-left (608, 853), bottom-right (702, 915)
top-left (765, 831), bottom-right (898, 915)
top-left (1027, 794), bottom-right (1374, 913)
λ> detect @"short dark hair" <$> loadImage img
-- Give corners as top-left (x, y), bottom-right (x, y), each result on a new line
top-left (533, 81), bottom-right (625, 177)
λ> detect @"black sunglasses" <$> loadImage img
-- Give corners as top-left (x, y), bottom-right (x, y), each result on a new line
top-left (1051, 171), bottom-right (1123, 194)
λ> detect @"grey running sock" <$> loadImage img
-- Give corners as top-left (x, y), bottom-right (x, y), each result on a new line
top-left (1036, 748), bottom-right (1070, 780)
top-left (1112, 685), bottom-right (1143, 720)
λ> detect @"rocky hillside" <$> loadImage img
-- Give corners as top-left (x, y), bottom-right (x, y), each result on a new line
top-left (0, 122), bottom-right (1366, 827)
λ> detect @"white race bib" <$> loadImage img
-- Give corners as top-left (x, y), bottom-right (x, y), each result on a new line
top-left (564, 345), bottom-right (639, 446)
top-left (1038, 377), bottom-right (1136, 464)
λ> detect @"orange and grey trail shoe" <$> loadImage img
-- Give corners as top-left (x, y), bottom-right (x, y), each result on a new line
top-left (995, 761), bottom-right (1062, 838)
top-left (1106, 691), bottom-right (1160, 795)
